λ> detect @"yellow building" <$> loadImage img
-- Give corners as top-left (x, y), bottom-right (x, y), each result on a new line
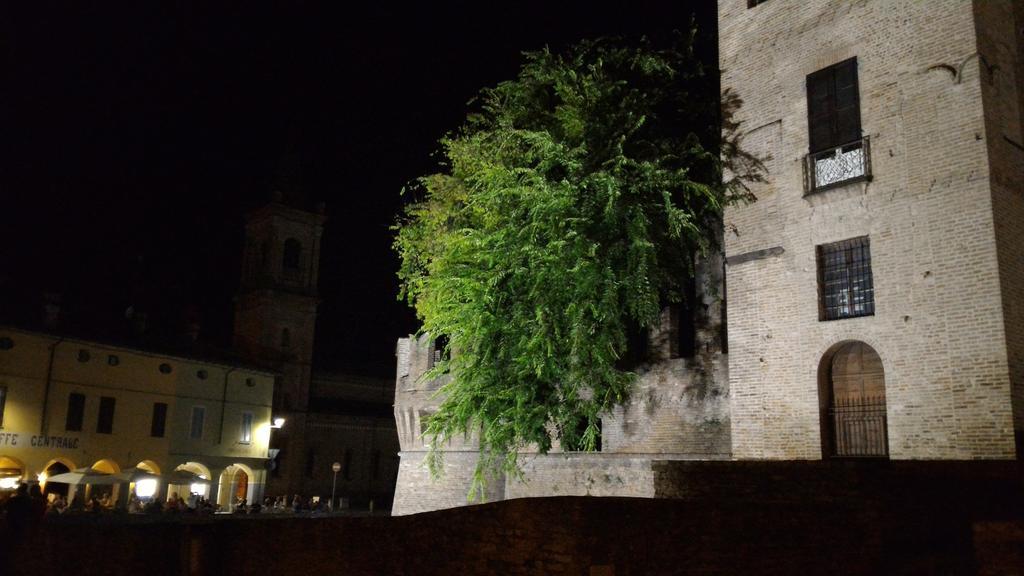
top-left (0, 327), bottom-right (276, 509)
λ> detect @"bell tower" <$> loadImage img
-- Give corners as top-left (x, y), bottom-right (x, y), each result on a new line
top-left (234, 192), bottom-right (326, 494)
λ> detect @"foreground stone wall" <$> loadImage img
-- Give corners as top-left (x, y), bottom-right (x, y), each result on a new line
top-left (6, 461), bottom-right (1024, 576)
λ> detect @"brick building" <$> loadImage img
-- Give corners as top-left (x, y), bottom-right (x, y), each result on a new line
top-left (391, 0), bottom-right (1024, 515)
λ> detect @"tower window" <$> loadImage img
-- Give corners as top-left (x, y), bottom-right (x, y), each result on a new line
top-left (281, 328), bottom-right (291, 348)
top-left (817, 236), bottom-right (874, 321)
top-left (283, 238), bottom-right (302, 270)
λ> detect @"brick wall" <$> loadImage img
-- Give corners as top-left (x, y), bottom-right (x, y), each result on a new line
top-left (7, 461), bottom-right (1024, 576)
top-left (974, 0), bottom-right (1024, 441)
top-left (721, 0), bottom-right (1018, 460)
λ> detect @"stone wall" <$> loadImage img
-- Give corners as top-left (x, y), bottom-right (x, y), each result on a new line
top-left (7, 461), bottom-right (1024, 576)
top-left (973, 0), bottom-right (1024, 442)
top-left (720, 0), bottom-right (1018, 459)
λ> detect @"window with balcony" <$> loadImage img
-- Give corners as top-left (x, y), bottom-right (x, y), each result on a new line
top-left (817, 236), bottom-right (874, 321)
top-left (805, 58), bottom-right (870, 193)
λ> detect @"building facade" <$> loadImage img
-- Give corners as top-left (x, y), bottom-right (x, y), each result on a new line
top-left (1, 196), bottom-right (402, 510)
top-left (721, 0), bottom-right (1023, 460)
top-left (0, 328), bottom-right (275, 508)
top-left (392, 0), bottom-right (1023, 515)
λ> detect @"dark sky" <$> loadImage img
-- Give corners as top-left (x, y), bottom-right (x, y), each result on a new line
top-left (0, 1), bottom-right (716, 377)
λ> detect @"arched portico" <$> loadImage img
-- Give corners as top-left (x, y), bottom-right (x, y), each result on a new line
top-left (217, 463), bottom-right (256, 510)
top-left (40, 458), bottom-right (76, 498)
top-left (169, 462), bottom-right (212, 501)
top-left (0, 455), bottom-right (26, 492)
top-left (818, 341), bottom-right (889, 458)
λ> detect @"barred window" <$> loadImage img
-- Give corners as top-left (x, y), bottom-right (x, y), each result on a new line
top-left (817, 237), bottom-right (874, 321)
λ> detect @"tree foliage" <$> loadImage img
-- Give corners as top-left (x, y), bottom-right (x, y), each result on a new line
top-left (394, 30), bottom-right (756, 497)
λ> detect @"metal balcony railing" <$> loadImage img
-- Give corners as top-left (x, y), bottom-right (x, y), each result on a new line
top-left (804, 136), bottom-right (871, 194)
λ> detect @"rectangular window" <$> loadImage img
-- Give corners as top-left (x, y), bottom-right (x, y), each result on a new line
top-left (808, 58), bottom-right (861, 152)
top-left (240, 412), bottom-right (253, 444)
top-left (190, 406), bottom-right (205, 440)
top-left (817, 236), bottom-right (875, 321)
top-left (151, 403), bottom-right (168, 438)
top-left (65, 393), bottom-right (85, 432)
top-left (805, 58), bottom-right (868, 192)
top-left (0, 386), bottom-right (7, 428)
top-left (97, 396), bottom-right (115, 434)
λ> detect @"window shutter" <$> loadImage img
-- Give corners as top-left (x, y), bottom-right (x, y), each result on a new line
top-left (807, 68), bottom-right (836, 152)
top-left (833, 59), bottom-right (861, 146)
top-left (807, 58), bottom-right (861, 153)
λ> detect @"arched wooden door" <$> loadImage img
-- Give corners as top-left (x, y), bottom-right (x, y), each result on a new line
top-left (823, 341), bottom-right (888, 457)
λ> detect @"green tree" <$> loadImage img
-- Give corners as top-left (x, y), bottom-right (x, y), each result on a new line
top-left (394, 31), bottom-right (758, 497)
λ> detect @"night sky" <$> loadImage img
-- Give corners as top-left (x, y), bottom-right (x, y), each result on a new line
top-left (0, 1), bottom-right (716, 377)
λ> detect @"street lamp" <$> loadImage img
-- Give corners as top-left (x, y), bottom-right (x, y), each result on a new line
top-left (331, 461), bottom-right (341, 512)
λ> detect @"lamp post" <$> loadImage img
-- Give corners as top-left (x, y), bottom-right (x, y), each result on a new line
top-left (331, 462), bottom-right (341, 512)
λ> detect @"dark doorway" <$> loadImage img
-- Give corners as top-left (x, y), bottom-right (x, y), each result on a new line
top-left (819, 341), bottom-right (888, 458)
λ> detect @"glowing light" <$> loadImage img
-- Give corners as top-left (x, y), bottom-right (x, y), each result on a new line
top-left (272, 417), bottom-right (285, 429)
top-left (135, 478), bottom-right (158, 498)
top-left (37, 472), bottom-right (48, 486)
top-left (190, 482), bottom-right (207, 495)
top-left (0, 477), bottom-right (20, 490)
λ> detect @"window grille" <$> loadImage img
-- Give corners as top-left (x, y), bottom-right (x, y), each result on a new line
top-left (817, 236), bottom-right (874, 320)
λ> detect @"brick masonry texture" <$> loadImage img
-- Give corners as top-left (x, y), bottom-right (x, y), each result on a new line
top-left (721, 0), bottom-right (1023, 460)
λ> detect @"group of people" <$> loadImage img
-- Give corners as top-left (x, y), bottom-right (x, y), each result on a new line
top-left (259, 494), bottom-right (329, 513)
top-left (6, 485), bottom-right (339, 528)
